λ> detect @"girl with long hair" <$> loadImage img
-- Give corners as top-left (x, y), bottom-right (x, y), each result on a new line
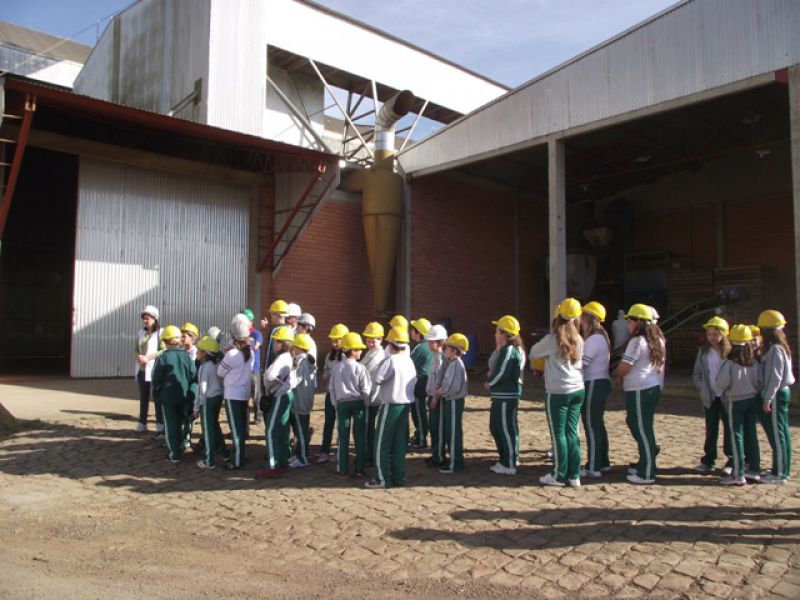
top-left (530, 298), bottom-right (585, 487)
top-left (579, 301), bottom-right (612, 478)
top-left (614, 304), bottom-right (665, 485)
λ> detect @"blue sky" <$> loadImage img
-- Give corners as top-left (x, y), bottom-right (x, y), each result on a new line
top-left (4, 0), bottom-right (677, 87)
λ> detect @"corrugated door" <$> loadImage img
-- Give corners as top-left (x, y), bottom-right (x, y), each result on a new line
top-left (71, 158), bottom-right (251, 377)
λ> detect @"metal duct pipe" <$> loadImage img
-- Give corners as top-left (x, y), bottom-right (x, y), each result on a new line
top-left (342, 90), bottom-right (416, 314)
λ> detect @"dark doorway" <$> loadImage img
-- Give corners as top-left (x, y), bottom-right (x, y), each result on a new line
top-left (0, 146), bottom-right (77, 373)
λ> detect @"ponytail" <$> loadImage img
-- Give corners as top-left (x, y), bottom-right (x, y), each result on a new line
top-left (762, 328), bottom-right (792, 360)
top-left (235, 338), bottom-right (252, 363)
top-left (552, 316), bottom-right (581, 363)
top-left (629, 319), bottom-right (665, 368)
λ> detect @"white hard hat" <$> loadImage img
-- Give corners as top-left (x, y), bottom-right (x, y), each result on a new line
top-left (285, 303), bottom-right (302, 318)
top-left (207, 326), bottom-right (222, 341)
top-left (424, 324), bottom-right (448, 341)
top-left (650, 307), bottom-right (660, 322)
top-left (141, 305), bottom-right (160, 320)
top-left (229, 314), bottom-right (250, 341)
top-left (298, 313), bottom-right (316, 328)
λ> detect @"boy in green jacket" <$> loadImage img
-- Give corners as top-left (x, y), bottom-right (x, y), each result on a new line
top-left (152, 325), bottom-right (197, 463)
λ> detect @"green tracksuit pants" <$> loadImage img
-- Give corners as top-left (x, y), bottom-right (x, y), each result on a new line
top-left (429, 397), bottom-right (443, 465)
top-left (199, 395), bottom-right (225, 467)
top-left (582, 378), bottom-right (611, 472)
top-left (702, 396), bottom-right (733, 467)
top-left (411, 376), bottom-right (429, 446)
top-left (162, 402), bottom-right (188, 461)
top-left (320, 392), bottom-right (336, 454)
top-left (374, 404), bottom-right (410, 487)
top-left (442, 398), bottom-right (465, 471)
top-left (225, 399), bottom-right (249, 468)
top-left (625, 386), bottom-right (661, 480)
top-left (290, 412), bottom-right (311, 465)
top-left (489, 398), bottom-right (518, 469)
top-left (545, 390), bottom-right (585, 482)
top-left (760, 387), bottom-right (792, 479)
top-left (336, 400), bottom-right (366, 474)
top-left (726, 396), bottom-right (760, 479)
top-left (365, 405), bottom-right (379, 465)
top-left (265, 391), bottom-right (293, 469)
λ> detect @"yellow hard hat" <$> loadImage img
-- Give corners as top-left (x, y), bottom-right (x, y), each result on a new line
top-left (161, 325), bottom-right (181, 341)
top-left (341, 332), bottom-right (367, 351)
top-left (292, 332), bottom-right (312, 352)
top-left (269, 299), bottom-right (288, 315)
top-left (729, 324), bottom-right (753, 344)
top-left (703, 316), bottom-right (730, 335)
top-left (328, 323), bottom-right (349, 340)
top-left (625, 303), bottom-right (653, 321)
top-left (582, 301), bottom-right (607, 323)
top-left (492, 315), bottom-right (521, 336)
top-left (362, 322), bottom-right (385, 339)
top-left (557, 298), bottom-right (582, 320)
top-left (410, 318), bottom-right (432, 336)
top-left (749, 325), bottom-right (761, 337)
top-left (757, 309), bottom-right (786, 329)
top-left (389, 315), bottom-right (408, 330)
top-left (272, 326), bottom-right (295, 343)
top-left (196, 335), bottom-right (220, 354)
top-left (445, 333), bottom-right (469, 354)
top-left (386, 326), bottom-right (410, 345)
top-left (180, 322), bottom-right (199, 338)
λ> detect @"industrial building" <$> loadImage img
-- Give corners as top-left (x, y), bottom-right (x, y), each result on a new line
top-left (0, 0), bottom-right (798, 377)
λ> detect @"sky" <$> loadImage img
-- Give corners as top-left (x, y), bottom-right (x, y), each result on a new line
top-left (3, 0), bottom-right (677, 88)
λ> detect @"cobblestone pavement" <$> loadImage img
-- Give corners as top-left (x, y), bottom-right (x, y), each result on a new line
top-left (1, 380), bottom-right (799, 599)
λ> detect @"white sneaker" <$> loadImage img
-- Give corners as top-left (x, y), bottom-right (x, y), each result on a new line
top-left (289, 458), bottom-right (310, 469)
top-left (135, 422), bottom-right (147, 433)
top-left (539, 473), bottom-right (565, 487)
top-left (492, 464), bottom-right (516, 475)
top-left (545, 449), bottom-right (554, 459)
top-left (567, 478), bottom-right (581, 488)
top-left (744, 470), bottom-right (761, 482)
top-left (760, 473), bottom-right (787, 485)
top-left (316, 453), bottom-right (331, 464)
top-left (196, 460), bottom-right (215, 470)
top-left (155, 422), bottom-right (165, 433)
top-left (719, 474), bottom-right (746, 486)
top-left (490, 463), bottom-right (503, 473)
top-left (580, 468), bottom-right (601, 479)
top-left (722, 466), bottom-right (733, 475)
top-left (692, 463), bottom-right (714, 473)
top-left (626, 473), bottom-right (655, 485)
top-left (627, 467), bottom-right (637, 476)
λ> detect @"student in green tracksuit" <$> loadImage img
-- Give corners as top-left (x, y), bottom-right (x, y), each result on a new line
top-left (614, 303), bottom-right (666, 485)
top-left (365, 326), bottom-right (417, 489)
top-left (715, 324), bottom-right (762, 485)
top-left (691, 316), bottom-right (734, 474)
top-left (487, 315), bottom-right (525, 476)
top-left (423, 324), bottom-right (448, 467)
top-left (434, 333), bottom-right (469, 473)
top-left (409, 318), bottom-right (433, 448)
top-left (579, 302), bottom-right (612, 478)
top-left (217, 316), bottom-right (256, 471)
top-left (361, 322), bottom-right (386, 465)
top-left (195, 335), bottom-right (226, 469)
top-left (318, 324), bottom-right (349, 464)
top-left (151, 325), bottom-right (197, 464)
top-left (756, 310), bottom-right (795, 484)
top-left (530, 299), bottom-right (585, 487)
top-left (330, 332), bottom-right (371, 477)
top-left (256, 326), bottom-right (296, 479)
top-left (289, 333), bottom-right (316, 469)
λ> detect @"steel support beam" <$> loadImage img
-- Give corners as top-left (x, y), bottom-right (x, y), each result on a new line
top-left (789, 65), bottom-right (800, 349)
top-left (548, 136), bottom-right (567, 315)
top-left (258, 162), bottom-right (325, 273)
top-left (266, 75), bottom-right (334, 153)
top-left (0, 93), bottom-right (35, 240)
top-left (398, 100), bottom-right (429, 153)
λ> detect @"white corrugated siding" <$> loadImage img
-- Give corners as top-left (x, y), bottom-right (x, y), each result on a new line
top-left (398, 0), bottom-right (800, 175)
top-left (71, 158), bottom-right (251, 378)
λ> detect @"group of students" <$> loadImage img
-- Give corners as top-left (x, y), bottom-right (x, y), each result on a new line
top-left (134, 297), bottom-right (794, 489)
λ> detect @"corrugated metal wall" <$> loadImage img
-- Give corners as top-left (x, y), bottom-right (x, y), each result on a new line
top-left (72, 158), bottom-right (251, 378)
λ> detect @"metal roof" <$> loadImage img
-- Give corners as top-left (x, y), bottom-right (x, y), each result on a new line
top-left (397, 0), bottom-right (800, 177)
top-left (0, 21), bottom-right (91, 64)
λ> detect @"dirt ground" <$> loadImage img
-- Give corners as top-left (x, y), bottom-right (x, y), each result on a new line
top-left (1, 377), bottom-right (799, 599)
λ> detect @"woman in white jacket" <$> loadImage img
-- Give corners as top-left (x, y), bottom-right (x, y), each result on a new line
top-left (134, 305), bottom-right (165, 434)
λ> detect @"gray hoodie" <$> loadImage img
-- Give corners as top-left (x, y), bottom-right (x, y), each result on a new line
top-left (692, 346), bottom-right (723, 409)
top-left (426, 351), bottom-right (445, 396)
top-left (715, 359), bottom-right (761, 403)
top-left (529, 333), bottom-right (584, 395)
top-left (438, 356), bottom-right (468, 401)
top-left (361, 346), bottom-right (386, 407)
top-left (761, 344), bottom-right (795, 406)
top-left (329, 358), bottom-right (371, 406)
top-left (292, 353), bottom-right (317, 415)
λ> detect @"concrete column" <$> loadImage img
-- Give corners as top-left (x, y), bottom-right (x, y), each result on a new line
top-left (790, 65), bottom-right (800, 348)
top-left (548, 137), bottom-right (567, 314)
